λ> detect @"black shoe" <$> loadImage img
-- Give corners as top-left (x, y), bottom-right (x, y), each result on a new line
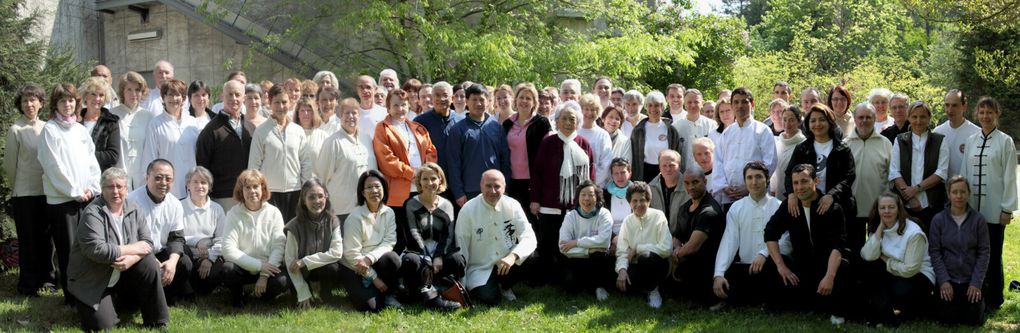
top-left (427, 296), bottom-right (461, 311)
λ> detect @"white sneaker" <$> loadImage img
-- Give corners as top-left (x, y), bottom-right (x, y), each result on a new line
top-left (501, 288), bottom-right (517, 302)
top-left (647, 288), bottom-right (662, 308)
top-left (830, 315), bottom-right (845, 326)
top-left (595, 287), bottom-right (609, 301)
top-left (384, 295), bottom-right (403, 309)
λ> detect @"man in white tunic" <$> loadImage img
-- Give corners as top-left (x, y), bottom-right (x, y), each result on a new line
top-left (672, 89), bottom-right (717, 168)
top-left (933, 89), bottom-right (980, 177)
top-left (712, 87), bottom-right (777, 206)
top-left (127, 159), bottom-right (191, 303)
top-left (455, 170), bottom-right (537, 305)
top-left (356, 75), bottom-right (387, 139)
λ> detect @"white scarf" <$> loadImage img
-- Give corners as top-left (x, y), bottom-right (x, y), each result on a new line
top-left (558, 131), bottom-right (590, 205)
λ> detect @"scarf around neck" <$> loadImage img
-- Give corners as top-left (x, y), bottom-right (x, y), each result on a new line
top-left (606, 181), bottom-right (631, 199)
top-left (558, 131), bottom-right (591, 205)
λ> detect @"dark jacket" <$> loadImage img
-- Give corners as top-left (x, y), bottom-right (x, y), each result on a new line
top-left (502, 114), bottom-right (553, 179)
top-left (80, 107), bottom-right (122, 171)
top-left (196, 112), bottom-right (254, 199)
top-left (67, 197), bottom-right (152, 310)
top-left (190, 106), bottom-right (216, 120)
top-left (764, 190), bottom-right (848, 272)
top-left (675, 193), bottom-right (725, 268)
top-left (402, 196), bottom-right (458, 258)
top-left (785, 138), bottom-right (857, 217)
top-left (530, 134), bottom-right (596, 210)
top-left (880, 121), bottom-right (909, 144)
top-left (629, 118), bottom-right (684, 181)
top-left (894, 131), bottom-right (947, 209)
top-left (928, 205), bottom-right (991, 287)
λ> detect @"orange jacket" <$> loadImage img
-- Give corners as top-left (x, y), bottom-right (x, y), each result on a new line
top-left (373, 116), bottom-right (438, 206)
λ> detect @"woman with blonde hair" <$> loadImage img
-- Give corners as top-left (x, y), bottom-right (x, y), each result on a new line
top-left (79, 76), bottom-right (121, 171)
top-left (220, 169), bottom-right (288, 307)
top-left (111, 71), bottom-right (153, 188)
top-left (399, 163), bottom-right (463, 310)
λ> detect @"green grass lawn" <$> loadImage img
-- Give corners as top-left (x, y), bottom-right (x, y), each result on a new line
top-left (0, 226), bottom-right (1017, 332)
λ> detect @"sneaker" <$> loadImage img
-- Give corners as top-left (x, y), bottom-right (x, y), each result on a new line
top-left (427, 296), bottom-right (462, 311)
top-left (501, 288), bottom-right (517, 302)
top-left (384, 295), bottom-right (403, 309)
top-left (595, 287), bottom-right (609, 301)
top-left (709, 301), bottom-right (727, 311)
top-left (647, 288), bottom-right (662, 309)
top-left (830, 315), bottom-right (845, 326)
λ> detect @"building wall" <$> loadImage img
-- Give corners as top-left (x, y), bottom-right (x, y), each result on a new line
top-left (24, 0), bottom-right (102, 63)
top-left (101, 4), bottom-right (297, 90)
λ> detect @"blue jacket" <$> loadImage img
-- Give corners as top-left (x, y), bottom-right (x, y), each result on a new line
top-left (446, 114), bottom-right (511, 198)
top-left (414, 109), bottom-right (464, 173)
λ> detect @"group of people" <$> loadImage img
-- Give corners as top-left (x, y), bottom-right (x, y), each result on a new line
top-left (4, 61), bottom-right (1014, 330)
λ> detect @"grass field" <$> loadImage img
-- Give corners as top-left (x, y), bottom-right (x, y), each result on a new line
top-left (0, 226), bottom-right (1016, 332)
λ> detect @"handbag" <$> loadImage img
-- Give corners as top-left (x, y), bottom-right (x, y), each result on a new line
top-left (439, 278), bottom-right (472, 308)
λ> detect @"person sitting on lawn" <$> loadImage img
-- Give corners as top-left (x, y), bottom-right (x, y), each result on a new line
top-left (341, 170), bottom-right (403, 311)
top-left (127, 159), bottom-right (192, 304)
top-left (615, 181), bottom-right (672, 309)
top-left (665, 166), bottom-right (724, 304)
top-left (456, 169), bottom-right (537, 305)
top-left (399, 163), bottom-right (463, 310)
top-left (284, 179), bottom-right (345, 308)
top-left (558, 181), bottom-right (614, 301)
top-left (220, 169), bottom-right (289, 307)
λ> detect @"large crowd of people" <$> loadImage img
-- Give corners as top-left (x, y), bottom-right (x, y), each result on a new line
top-left (3, 61), bottom-right (1015, 330)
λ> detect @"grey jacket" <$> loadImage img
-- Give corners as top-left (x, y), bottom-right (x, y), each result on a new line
top-left (648, 174), bottom-right (691, 235)
top-left (68, 197), bottom-right (152, 310)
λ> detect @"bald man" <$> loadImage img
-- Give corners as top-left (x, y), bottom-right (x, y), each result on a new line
top-left (91, 65), bottom-right (120, 109)
top-left (141, 60), bottom-right (180, 115)
top-left (196, 80), bottom-right (254, 211)
top-left (455, 170), bottom-right (537, 305)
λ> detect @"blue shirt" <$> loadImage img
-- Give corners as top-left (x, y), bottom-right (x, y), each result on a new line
top-left (414, 109), bottom-right (464, 173)
top-left (446, 114), bottom-right (511, 198)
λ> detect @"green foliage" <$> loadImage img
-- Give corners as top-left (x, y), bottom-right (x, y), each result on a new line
top-left (955, 26), bottom-right (1020, 139)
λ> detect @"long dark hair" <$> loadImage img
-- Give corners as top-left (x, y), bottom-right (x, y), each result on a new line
top-left (296, 178), bottom-right (333, 221)
top-left (804, 103), bottom-right (840, 142)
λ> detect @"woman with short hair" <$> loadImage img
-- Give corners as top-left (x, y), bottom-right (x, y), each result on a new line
top-left (244, 83), bottom-right (269, 127)
top-left (578, 94), bottom-right (614, 186)
top-left (294, 96), bottom-right (328, 162)
top-left (220, 169), bottom-right (289, 307)
top-left (399, 163), bottom-right (463, 310)
top-left (250, 85), bottom-right (313, 223)
top-left (181, 166), bottom-right (226, 294)
top-left (285, 179), bottom-right (345, 307)
top-left (559, 181), bottom-right (614, 300)
top-left (341, 170), bottom-right (402, 311)
top-left (620, 90), bottom-right (645, 137)
top-left (615, 181), bottom-right (671, 308)
top-left (111, 72), bottom-right (153, 189)
top-left (140, 79), bottom-right (200, 199)
top-left (401, 79), bottom-right (423, 119)
top-left (629, 90), bottom-right (684, 182)
top-left (599, 105), bottom-right (632, 161)
top-left (373, 88), bottom-right (438, 211)
top-left (187, 80), bottom-right (215, 128)
top-left (890, 101), bottom-right (949, 229)
top-left (79, 76), bottom-right (122, 172)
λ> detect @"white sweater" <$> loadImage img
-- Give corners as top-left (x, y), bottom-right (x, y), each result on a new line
top-left (615, 208), bottom-right (672, 272)
top-left (112, 104), bottom-right (155, 189)
top-left (861, 220), bottom-right (935, 283)
top-left (342, 205), bottom-right (397, 277)
top-left (140, 112), bottom-right (200, 198)
top-left (38, 120), bottom-right (101, 204)
top-left (221, 203), bottom-right (286, 275)
top-left (182, 197), bottom-right (225, 260)
top-left (315, 129), bottom-right (372, 215)
top-left (285, 224), bottom-right (343, 302)
top-left (578, 126), bottom-right (614, 186)
top-left (249, 119), bottom-right (312, 192)
top-left (128, 188), bottom-right (184, 253)
top-left (558, 208), bottom-right (613, 258)
top-left (455, 195), bottom-right (537, 289)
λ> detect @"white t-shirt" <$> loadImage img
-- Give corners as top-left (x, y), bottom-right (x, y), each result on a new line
top-left (396, 121), bottom-right (422, 192)
top-left (813, 139), bottom-right (833, 191)
top-left (643, 121), bottom-right (669, 164)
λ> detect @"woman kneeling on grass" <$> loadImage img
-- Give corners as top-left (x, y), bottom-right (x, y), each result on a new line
top-left (285, 179), bottom-right (345, 308)
top-left (220, 169), bottom-right (289, 307)
top-left (399, 163), bottom-right (463, 310)
top-left (614, 181), bottom-right (671, 308)
top-left (928, 176), bottom-right (991, 326)
top-left (342, 170), bottom-right (402, 311)
top-left (559, 181), bottom-right (615, 301)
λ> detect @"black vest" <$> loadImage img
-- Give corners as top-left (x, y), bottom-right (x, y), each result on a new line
top-left (896, 131), bottom-right (946, 209)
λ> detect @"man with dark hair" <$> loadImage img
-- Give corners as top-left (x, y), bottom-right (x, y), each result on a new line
top-left (127, 159), bottom-right (192, 304)
top-left (712, 87), bottom-right (776, 208)
top-left (446, 84), bottom-right (511, 206)
top-left (933, 89), bottom-right (980, 177)
top-left (764, 164), bottom-right (850, 326)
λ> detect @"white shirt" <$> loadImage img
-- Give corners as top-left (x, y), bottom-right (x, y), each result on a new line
top-left (303, 128), bottom-right (330, 168)
top-left (874, 117), bottom-right (894, 133)
top-left (959, 129), bottom-right (1018, 224)
top-left (395, 121), bottom-right (422, 191)
top-left (142, 88), bottom-right (164, 115)
top-left (714, 194), bottom-right (791, 277)
top-left (128, 188), bottom-right (184, 253)
top-left (578, 126), bottom-right (614, 186)
top-left (673, 115), bottom-right (717, 165)
top-left (455, 195), bottom-right (537, 289)
top-left (558, 208), bottom-right (613, 258)
top-left (933, 119), bottom-right (980, 177)
top-left (712, 119), bottom-right (778, 204)
top-left (888, 132), bottom-right (950, 208)
top-left (357, 105), bottom-right (387, 140)
top-left (104, 206), bottom-right (124, 287)
top-left (222, 203), bottom-right (286, 275)
top-left (111, 104), bottom-right (155, 189)
top-left (140, 112), bottom-right (201, 198)
top-left (608, 193), bottom-right (632, 235)
top-left (316, 129), bottom-right (373, 215)
top-left (615, 208), bottom-right (672, 272)
top-left (38, 120), bottom-right (101, 204)
top-left (249, 119), bottom-right (312, 192)
top-left (643, 120), bottom-right (669, 164)
top-left (182, 197), bottom-right (226, 260)
top-left (342, 205), bottom-right (397, 278)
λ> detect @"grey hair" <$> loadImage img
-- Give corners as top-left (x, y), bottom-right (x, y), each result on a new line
top-left (185, 166), bottom-right (215, 189)
top-left (313, 71), bottom-right (338, 87)
top-left (560, 79), bottom-right (581, 92)
top-left (693, 137), bottom-right (715, 151)
top-left (889, 93), bottom-right (910, 104)
top-left (867, 88), bottom-right (892, 103)
top-left (553, 101), bottom-right (584, 126)
top-left (101, 167), bottom-right (129, 187)
top-left (684, 88), bottom-right (703, 99)
top-left (854, 102), bottom-right (877, 117)
top-left (623, 90), bottom-right (645, 108)
top-left (433, 81), bottom-right (452, 93)
top-left (645, 90), bottom-right (666, 107)
top-left (244, 83), bottom-right (262, 95)
top-left (684, 164), bottom-right (706, 179)
top-left (379, 69), bottom-right (399, 83)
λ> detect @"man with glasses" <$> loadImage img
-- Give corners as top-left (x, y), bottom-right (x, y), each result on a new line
top-left (127, 159), bottom-right (192, 304)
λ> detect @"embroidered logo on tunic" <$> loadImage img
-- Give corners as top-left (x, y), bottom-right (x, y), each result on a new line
top-left (502, 220), bottom-right (518, 249)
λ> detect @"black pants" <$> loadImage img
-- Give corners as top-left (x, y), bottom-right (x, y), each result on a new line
top-left (48, 200), bottom-right (85, 304)
top-left (293, 262), bottom-right (343, 303)
top-left (663, 257), bottom-right (716, 304)
top-left (847, 217), bottom-right (869, 262)
top-left (155, 249), bottom-right (194, 303)
top-left (339, 251), bottom-right (401, 311)
top-left (507, 178), bottom-right (538, 223)
top-left (861, 260), bottom-right (933, 325)
top-left (937, 282), bottom-right (987, 326)
top-left (74, 254), bottom-right (169, 331)
top-left (536, 212), bottom-right (567, 284)
top-left (11, 195), bottom-right (54, 295)
top-left (269, 191), bottom-right (301, 224)
top-left (769, 257), bottom-right (851, 317)
top-left (470, 257), bottom-right (535, 305)
top-left (623, 253), bottom-right (668, 294)
top-left (400, 252), bottom-right (466, 299)
top-left (985, 223), bottom-right (1005, 308)
top-left (715, 262), bottom-right (779, 306)
top-left (220, 262), bottom-right (289, 305)
top-left (561, 252), bottom-right (615, 293)
top-left (388, 193), bottom-right (415, 254)
top-left (184, 246), bottom-right (224, 295)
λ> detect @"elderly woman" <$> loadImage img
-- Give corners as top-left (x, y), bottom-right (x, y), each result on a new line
top-left (503, 82), bottom-right (552, 222)
top-left (784, 104), bottom-right (856, 229)
top-left (599, 105), bottom-right (632, 160)
top-left (827, 86), bottom-right (853, 137)
top-left (630, 90), bottom-right (684, 182)
top-left (220, 169), bottom-right (288, 307)
top-left (399, 163), bottom-right (463, 310)
top-left (250, 85), bottom-right (313, 223)
top-left (846, 102), bottom-right (892, 254)
top-left (890, 101), bottom-right (949, 229)
top-left (317, 99), bottom-right (374, 222)
top-left (294, 96), bottom-right (328, 161)
top-left (187, 80), bottom-right (215, 128)
top-left (493, 84), bottom-right (515, 124)
top-left (67, 167), bottom-right (168, 330)
top-left (4, 84), bottom-right (53, 296)
top-left (342, 170), bottom-right (402, 311)
top-left (615, 182), bottom-right (671, 308)
top-left (79, 76), bottom-right (122, 172)
top-left (111, 72), bottom-right (154, 189)
top-left (868, 88), bottom-right (893, 132)
top-left (620, 90), bottom-right (645, 138)
top-left (860, 192), bottom-right (934, 327)
top-left (285, 179), bottom-right (344, 308)
top-left (140, 79), bottom-right (200, 199)
top-left (39, 83), bottom-right (102, 304)
top-left (373, 88), bottom-right (438, 212)
top-left (244, 83), bottom-right (269, 126)
top-left (929, 176), bottom-right (991, 326)
top-left (530, 101), bottom-right (596, 284)
top-left (181, 166), bottom-right (226, 295)
top-left (578, 94), bottom-right (614, 186)
top-left (559, 181), bottom-right (614, 300)
top-left (771, 105), bottom-right (805, 198)
top-left (958, 96), bottom-right (1017, 310)
top-left (312, 70), bottom-right (339, 91)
